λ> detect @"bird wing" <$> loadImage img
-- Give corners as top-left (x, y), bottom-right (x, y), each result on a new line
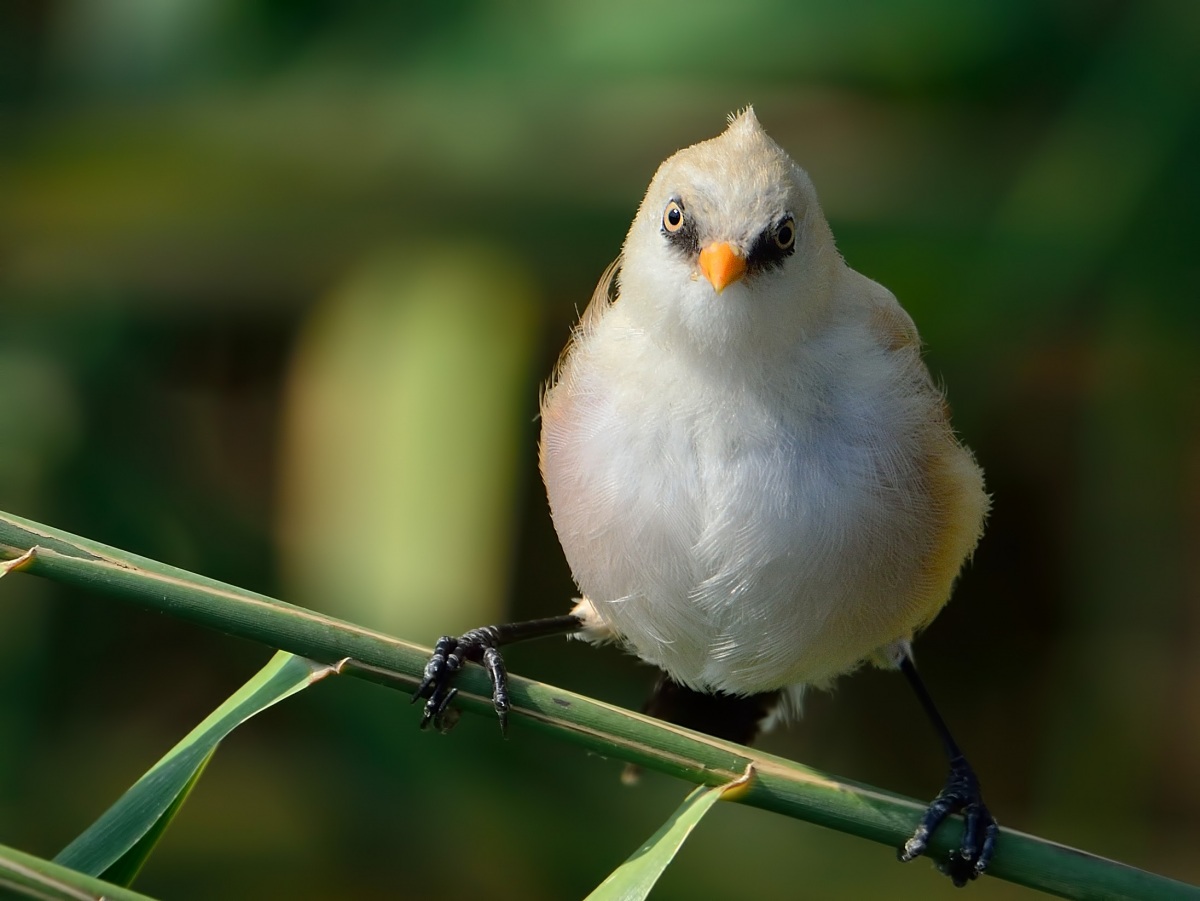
top-left (544, 256), bottom-right (621, 396)
top-left (866, 293), bottom-right (921, 353)
top-left (577, 256), bottom-right (622, 337)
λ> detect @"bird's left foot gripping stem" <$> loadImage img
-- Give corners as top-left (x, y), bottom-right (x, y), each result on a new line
top-left (896, 655), bottom-right (998, 885)
top-left (899, 754), bottom-right (998, 886)
top-left (412, 614), bottom-right (583, 734)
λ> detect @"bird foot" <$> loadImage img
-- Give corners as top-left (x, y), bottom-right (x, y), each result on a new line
top-left (412, 627), bottom-right (510, 734)
top-left (898, 755), bottom-right (998, 886)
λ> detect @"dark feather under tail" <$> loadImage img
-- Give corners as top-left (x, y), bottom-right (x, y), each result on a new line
top-left (623, 674), bottom-right (781, 783)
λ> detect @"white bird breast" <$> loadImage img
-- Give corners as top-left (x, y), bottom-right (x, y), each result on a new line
top-left (540, 290), bottom-right (954, 697)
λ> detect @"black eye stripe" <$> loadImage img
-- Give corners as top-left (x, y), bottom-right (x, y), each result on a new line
top-left (747, 214), bottom-right (797, 272)
top-left (659, 203), bottom-right (795, 271)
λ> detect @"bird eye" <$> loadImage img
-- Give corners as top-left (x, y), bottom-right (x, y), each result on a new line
top-left (662, 200), bottom-right (685, 233)
top-left (774, 216), bottom-right (796, 251)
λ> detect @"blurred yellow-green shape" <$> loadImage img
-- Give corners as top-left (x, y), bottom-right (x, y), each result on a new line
top-left (278, 244), bottom-right (540, 638)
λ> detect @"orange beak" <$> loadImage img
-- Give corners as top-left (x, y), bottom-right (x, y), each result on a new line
top-left (698, 242), bottom-right (747, 294)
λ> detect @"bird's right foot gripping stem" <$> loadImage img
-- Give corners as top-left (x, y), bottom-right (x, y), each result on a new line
top-left (412, 614), bottom-right (584, 733)
top-left (413, 627), bottom-right (510, 733)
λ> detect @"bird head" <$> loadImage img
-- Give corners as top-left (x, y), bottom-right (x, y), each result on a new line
top-left (619, 108), bottom-right (839, 361)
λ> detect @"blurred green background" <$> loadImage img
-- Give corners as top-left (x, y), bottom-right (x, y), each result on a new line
top-left (2, 1), bottom-right (1198, 898)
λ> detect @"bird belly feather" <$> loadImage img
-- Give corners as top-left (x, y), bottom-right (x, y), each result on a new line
top-left (540, 306), bottom-right (985, 696)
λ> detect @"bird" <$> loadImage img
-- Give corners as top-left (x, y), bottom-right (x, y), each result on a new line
top-left (414, 107), bottom-right (997, 885)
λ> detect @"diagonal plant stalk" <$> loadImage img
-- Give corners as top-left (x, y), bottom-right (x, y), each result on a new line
top-left (1, 509), bottom-right (1196, 901)
top-left (0, 841), bottom-right (161, 901)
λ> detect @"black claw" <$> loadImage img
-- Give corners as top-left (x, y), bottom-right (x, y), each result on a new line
top-left (412, 629), bottom-right (510, 733)
top-left (481, 645), bottom-right (510, 735)
top-left (899, 755), bottom-right (997, 884)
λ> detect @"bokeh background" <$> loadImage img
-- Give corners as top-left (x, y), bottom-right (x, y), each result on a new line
top-left (2, 1), bottom-right (1198, 898)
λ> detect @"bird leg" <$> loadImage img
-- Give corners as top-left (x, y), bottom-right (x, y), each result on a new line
top-left (413, 614), bottom-right (583, 734)
top-left (897, 655), bottom-right (999, 886)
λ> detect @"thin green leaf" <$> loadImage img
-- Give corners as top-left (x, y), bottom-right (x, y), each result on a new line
top-left (55, 651), bottom-right (340, 883)
top-left (99, 748), bottom-right (214, 887)
top-left (0, 840), bottom-right (161, 900)
top-left (586, 767), bottom-right (754, 901)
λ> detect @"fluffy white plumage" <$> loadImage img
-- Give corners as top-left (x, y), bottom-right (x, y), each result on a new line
top-left (539, 108), bottom-right (987, 705)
